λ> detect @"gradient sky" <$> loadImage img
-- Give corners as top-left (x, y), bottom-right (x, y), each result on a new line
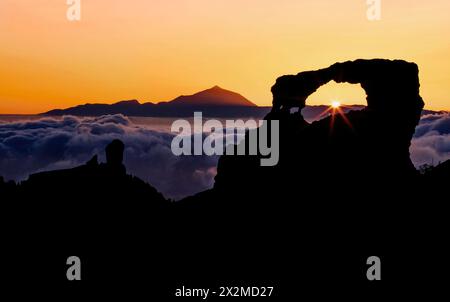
top-left (1, 0), bottom-right (450, 113)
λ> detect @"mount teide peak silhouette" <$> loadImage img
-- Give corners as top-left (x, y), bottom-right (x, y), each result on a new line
top-left (159, 85), bottom-right (256, 107)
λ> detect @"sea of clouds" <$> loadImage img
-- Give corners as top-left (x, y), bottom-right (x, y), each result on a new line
top-left (0, 115), bottom-right (218, 200)
top-left (0, 113), bottom-right (449, 199)
top-left (410, 113), bottom-right (450, 167)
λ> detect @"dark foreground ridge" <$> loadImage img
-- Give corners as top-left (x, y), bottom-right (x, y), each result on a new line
top-left (10, 139), bottom-right (166, 206)
top-left (1, 59), bottom-right (449, 296)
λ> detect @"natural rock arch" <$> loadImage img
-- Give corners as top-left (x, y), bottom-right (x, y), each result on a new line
top-left (268, 59), bottom-right (425, 160)
top-left (270, 59), bottom-right (423, 119)
top-left (214, 59), bottom-right (425, 194)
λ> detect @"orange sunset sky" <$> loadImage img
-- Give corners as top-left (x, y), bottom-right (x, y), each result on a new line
top-left (1, 0), bottom-right (450, 114)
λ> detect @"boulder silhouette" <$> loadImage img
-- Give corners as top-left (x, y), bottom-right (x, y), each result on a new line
top-left (105, 138), bottom-right (126, 175)
top-left (106, 139), bottom-right (125, 166)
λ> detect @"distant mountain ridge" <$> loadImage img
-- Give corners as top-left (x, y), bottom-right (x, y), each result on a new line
top-left (42, 86), bottom-right (261, 117)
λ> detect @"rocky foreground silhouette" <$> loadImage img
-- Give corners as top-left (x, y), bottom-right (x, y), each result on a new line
top-left (1, 59), bottom-right (449, 295)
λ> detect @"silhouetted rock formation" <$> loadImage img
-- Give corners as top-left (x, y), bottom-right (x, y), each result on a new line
top-left (212, 59), bottom-right (425, 201)
top-left (1, 140), bottom-right (172, 289)
top-left (176, 59), bottom-right (449, 290)
top-left (105, 139), bottom-right (126, 174)
top-left (4, 140), bottom-right (167, 208)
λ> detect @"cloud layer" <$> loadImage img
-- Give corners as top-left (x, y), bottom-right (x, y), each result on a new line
top-left (0, 115), bottom-right (218, 200)
top-left (1, 113), bottom-right (449, 199)
top-left (410, 113), bottom-right (450, 167)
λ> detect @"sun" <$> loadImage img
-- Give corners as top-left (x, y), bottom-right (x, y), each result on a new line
top-left (331, 101), bottom-right (341, 109)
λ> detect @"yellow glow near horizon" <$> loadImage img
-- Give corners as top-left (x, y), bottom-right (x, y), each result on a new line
top-left (1, 0), bottom-right (450, 114)
top-left (331, 101), bottom-right (341, 109)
